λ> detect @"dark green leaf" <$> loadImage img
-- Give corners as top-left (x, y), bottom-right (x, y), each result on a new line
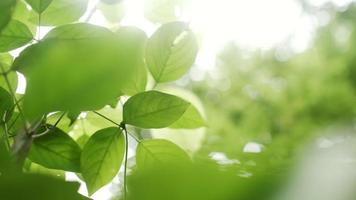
top-left (13, 23), bottom-right (143, 119)
top-left (29, 127), bottom-right (82, 172)
top-left (0, 20), bottom-right (33, 52)
top-left (81, 127), bottom-right (125, 195)
top-left (123, 91), bottom-right (190, 128)
top-left (146, 21), bottom-right (198, 83)
top-left (25, 0), bottom-right (53, 13)
top-left (136, 139), bottom-right (190, 168)
top-left (0, 0), bottom-right (16, 32)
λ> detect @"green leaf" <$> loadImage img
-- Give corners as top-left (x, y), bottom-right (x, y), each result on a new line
top-left (146, 21), bottom-right (198, 83)
top-left (169, 105), bottom-right (205, 129)
top-left (13, 23), bottom-right (143, 119)
top-left (81, 127), bottom-right (125, 195)
top-left (144, 0), bottom-right (187, 23)
top-left (136, 139), bottom-right (190, 168)
top-left (0, 20), bottom-right (33, 52)
top-left (0, 86), bottom-right (13, 124)
top-left (29, 127), bottom-right (82, 172)
top-left (29, 0), bottom-right (88, 26)
top-left (117, 26), bottom-right (148, 95)
top-left (0, 0), bottom-right (16, 32)
top-left (25, 0), bottom-right (53, 13)
top-left (123, 90), bottom-right (190, 128)
top-left (0, 53), bottom-right (18, 93)
top-left (98, 1), bottom-right (125, 23)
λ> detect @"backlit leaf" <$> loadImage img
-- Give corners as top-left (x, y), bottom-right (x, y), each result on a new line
top-left (146, 21), bottom-right (198, 83)
top-left (0, 20), bottom-right (33, 52)
top-left (81, 127), bottom-right (125, 195)
top-left (25, 0), bottom-right (53, 13)
top-left (123, 91), bottom-right (190, 128)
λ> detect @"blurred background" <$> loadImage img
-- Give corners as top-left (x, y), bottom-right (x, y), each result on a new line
top-left (8, 0), bottom-right (356, 199)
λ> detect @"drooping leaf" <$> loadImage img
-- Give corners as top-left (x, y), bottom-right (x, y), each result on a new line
top-left (13, 23), bottom-right (143, 119)
top-left (25, 0), bottom-right (53, 13)
top-left (0, 86), bottom-right (13, 124)
top-left (123, 91), bottom-right (190, 128)
top-left (144, 0), bottom-right (187, 24)
top-left (146, 21), bottom-right (198, 83)
top-left (169, 105), bottom-right (205, 129)
top-left (29, 127), bottom-right (82, 172)
top-left (0, 0), bottom-right (16, 32)
top-left (81, 127), bottom-right (125, 195)
top-left (0, 20), bottom-right (33, 52)
top-left (29, 0), bottom-right (88, 26)
top-left (136, 139), bottom-right (190, 169)
top-left (0, 53), bottom-right (18, 92)
top-left (117, 26), bottom-right (148, 95)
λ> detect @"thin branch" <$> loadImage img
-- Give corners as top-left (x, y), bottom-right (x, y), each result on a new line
top-left (92, 111), bottom-right (120, 126)
top-left (0, 64), bottom-right (29, 134)
top-left (123, 126), bottom-right (129, 200)
top-left (32, 112), bottom-right (66, 138)
top-left (2, 111), bottom-right (11, 150)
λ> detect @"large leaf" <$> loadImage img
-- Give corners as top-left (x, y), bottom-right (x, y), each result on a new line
top-left (29, 127), bottom-right (82, 172)
top-left (13, 23), bottom-right (143, 119)
top-left (146, 21), bottom-right (198, 83)
top-left (169, 105), bottom-right (205, 129)
top-left (0, 86), bottom-right (13, 124)
top-left (0, 20), bottom-right (33, 52)
top-left (117, 26), bottom-right (148, 95)
top-left (29, 0), bottom-right (88, 26)
top-left (123, 91), bottom-right (190, 128)
top-left (0, 0), bottom-right (16, 32)
top-left (81, 127), bottom-right (125, 195)
top-left (136, 139), bottom-right (190, 169)
top-left (25, 0), bottom-right (53, 13)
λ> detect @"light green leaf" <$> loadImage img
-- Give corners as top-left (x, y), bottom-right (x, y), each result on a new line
top-left (146, 21), bottom-right (198, 83)
top-left (29, 0), bottom-right (88, 26)
top-left (0, 53), bottom-right (17, 95)
top-left (13, 23), bottom-right (143, 119)
top-left (13, 0), bottom-right (37, 34)
top-left (169, 105), bottom-right (205, 129)
top-left (98, 1), bottom-right (125, 23)
top-left (25, 0), bottom-right (53, 13)
top-left (0, 20), bottom-right (33, 52)
top-left (0, 87), bottom-right (13, 124)
top-left (144, 0), bottom-right (187, 23)
top-left (0, 0), bottom-right (16, 32)
top-left (123, 90), bottom-right (190, 128)
top-left (136, 139), bottom-right (190, 168)
top-left (117, 26), bottom-right (148, 95)
top-left (29, 127), bottom-right (82, 172)
top-left (81, 127), bottom-right (125, 195)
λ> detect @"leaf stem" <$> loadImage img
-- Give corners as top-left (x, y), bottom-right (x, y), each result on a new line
top-left (32, 112), bottom-right (66, 138)
top-left (0, 64), bottom-right (29, 134)
top-left (123, 126), bottom-right (129, 200)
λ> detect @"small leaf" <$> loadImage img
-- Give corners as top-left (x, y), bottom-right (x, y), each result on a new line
top-left (29, 127), bottom-right (82, 172)
top-left (144, 0), bottom-right (187, 23)
top-left (146, 21), bottom-right (198, 83)
top-left (169, 105), bottom-right (205, 129)
top-left (98, 1), bottom-right (125, 23)
top-left (29, 0), bottom-right (88, 26)
top-left (25, 0), bottom-right (53, 13)
top-left (81, 127), bottom-right (125, 195)
top-left (123, 91), bottom-right (190, 128)
top-left (0, 87), bottom-right (13, 124)
top-left (13, 23), bottom-right (143, 119)
top-left (136, 139), bottom-right (190, 168)
top-left (0, 20), bottom-right (33, 52)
